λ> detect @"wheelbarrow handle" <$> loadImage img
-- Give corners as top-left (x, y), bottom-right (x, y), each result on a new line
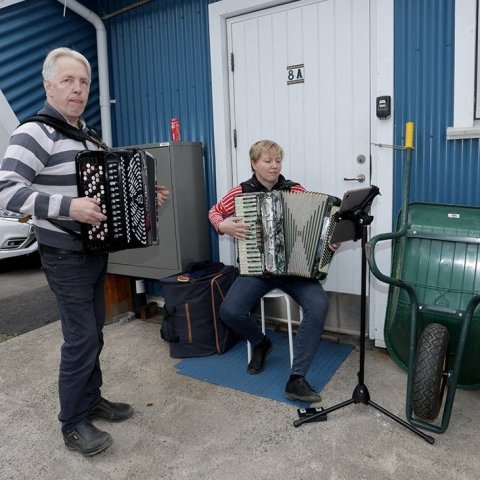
top-left (365, 233), bottom-right (417, 304)
top-left (366, 121), bottom-right (417, 301)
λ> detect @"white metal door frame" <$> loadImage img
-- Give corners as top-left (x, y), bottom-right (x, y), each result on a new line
top-left (208, 0), bottom-right (394, 347)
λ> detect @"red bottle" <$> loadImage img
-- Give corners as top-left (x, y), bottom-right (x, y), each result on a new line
top-left (170, 118), bottom-right (181, 141)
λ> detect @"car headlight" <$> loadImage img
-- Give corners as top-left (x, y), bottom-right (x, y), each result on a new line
top-left (0, 208), bottom-right (24, 219)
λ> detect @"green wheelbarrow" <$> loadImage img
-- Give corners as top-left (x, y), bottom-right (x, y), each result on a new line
top-left (366, 122), bottom-right (480, 434)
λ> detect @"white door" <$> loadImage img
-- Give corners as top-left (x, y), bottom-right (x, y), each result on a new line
top-left (226, 0), bottom-right (370, 295)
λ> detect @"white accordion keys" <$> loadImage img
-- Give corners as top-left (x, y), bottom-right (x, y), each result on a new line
top-left (234, 195), bottom-right (263, 275)
top-left (234, 190), bottom-right (341, 279)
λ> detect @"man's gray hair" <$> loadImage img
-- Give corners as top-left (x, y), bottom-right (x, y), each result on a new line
top-left (42, 47), bottom-right (91, 83)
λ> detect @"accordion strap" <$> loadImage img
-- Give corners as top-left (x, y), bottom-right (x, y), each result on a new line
top-left (21, 114), bottom-right (107, 240)
top-left (21, 114), bottom-right (109, 151)
top-left (47, 219), bottom-right (82, 240)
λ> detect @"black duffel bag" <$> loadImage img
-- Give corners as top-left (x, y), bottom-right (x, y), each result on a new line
top-left (160, 261), bottom-right (240, 358)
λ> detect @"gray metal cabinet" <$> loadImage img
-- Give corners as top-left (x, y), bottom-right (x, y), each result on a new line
top-left (107, 142), bottom-right (210, 279)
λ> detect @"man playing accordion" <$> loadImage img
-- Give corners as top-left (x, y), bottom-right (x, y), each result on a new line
top-left (0, 47), bottom-right (169, 456)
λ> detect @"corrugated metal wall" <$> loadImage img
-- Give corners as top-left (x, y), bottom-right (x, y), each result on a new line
top-left (101, 0), bottom-right (219, 258)
top-left (394, 0), bottom-right (480, 217)
top-left (104, 1), bottom-right (215, 145)
top-left (0, 0), bottom-right (101, 130)
top-left (3, 0), bottom-right (479, 255)
top-left (0, 0), bottom-right (221, 263)
top-left (104, 0), bottom-right (480, 237)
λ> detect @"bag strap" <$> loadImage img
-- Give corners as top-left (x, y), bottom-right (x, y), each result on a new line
top-left (211, 274), bottom-right (223, 353)
top-left (210, 271), bottom-right (234, 352)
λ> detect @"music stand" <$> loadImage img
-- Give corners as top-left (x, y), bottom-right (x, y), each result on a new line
top-left (293, 185), bottom-right (435, 444)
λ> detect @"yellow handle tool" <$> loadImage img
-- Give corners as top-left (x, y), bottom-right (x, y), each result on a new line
top-left (405, 122), bottom-right (414, 150)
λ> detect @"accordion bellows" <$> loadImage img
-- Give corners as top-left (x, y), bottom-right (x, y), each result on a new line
top-left (234, 190), bottom-right (341, 279)
top-left (75, 148), bottom-right (158, 253)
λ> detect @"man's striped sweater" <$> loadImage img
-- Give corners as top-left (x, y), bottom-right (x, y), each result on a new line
top-left (0, 102), bottom-right (100, 251)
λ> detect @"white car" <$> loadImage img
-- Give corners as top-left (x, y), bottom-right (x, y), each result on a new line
top-left (0, 209), bottom-right (38, 260)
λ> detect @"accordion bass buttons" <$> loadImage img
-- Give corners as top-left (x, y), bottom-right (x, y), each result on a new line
top-left (76, 149), bottom-right (157, 253)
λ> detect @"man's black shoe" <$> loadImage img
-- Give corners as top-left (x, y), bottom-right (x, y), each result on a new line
top-left (89, 397), bottom-right (134, 422)
top-left (284, 377), bottom-right (322, 403)
top-left (63, 421), bottom-right (112, 456)
top-left (247, 336), bottom-right (273, 374)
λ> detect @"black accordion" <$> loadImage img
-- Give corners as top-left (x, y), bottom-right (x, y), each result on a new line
top-left (234, 190), bottom-right (341, 280)
top-left (75, 148), bottom-right (158, 254)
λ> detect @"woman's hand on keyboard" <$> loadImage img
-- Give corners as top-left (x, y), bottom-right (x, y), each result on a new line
top-left (218, 216), bottom-right (250, 239)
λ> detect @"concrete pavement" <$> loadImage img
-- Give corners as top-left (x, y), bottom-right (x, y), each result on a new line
top-left (0, 318), bottom-right (479, 480)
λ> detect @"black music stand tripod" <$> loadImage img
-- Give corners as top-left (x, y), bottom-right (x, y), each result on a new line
top-left (292, 186), bottom-right (435, 445)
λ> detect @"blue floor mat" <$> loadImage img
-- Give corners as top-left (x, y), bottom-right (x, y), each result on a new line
top-left (175, 331), bottom-right (354, 407)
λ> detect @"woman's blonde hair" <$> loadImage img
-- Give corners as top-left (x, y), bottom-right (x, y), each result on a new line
top-left (249, 140), bottom-right (284, 164)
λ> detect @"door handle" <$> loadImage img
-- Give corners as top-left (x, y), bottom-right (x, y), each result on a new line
top-left (343, 174), bottom-right (366, 183)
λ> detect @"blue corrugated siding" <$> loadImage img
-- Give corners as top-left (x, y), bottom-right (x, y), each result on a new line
top-left (106, 0), bottom-right (480, 246)
top-left (105, 1), bottom-right (215, 144)
top-left (5, 0), bottom-right (477, 263)
top-left (102, 0), bottom-right (220, 258)
top-left (394, 0), bottom-right (480, 217)
top-left (0, 0), bottom-right (101, 130)
top-left (0, 0), bottom-right (221, 262)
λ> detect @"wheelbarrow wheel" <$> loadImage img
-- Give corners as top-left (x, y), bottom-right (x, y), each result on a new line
top-left (411, 323), bottom-right (450, 421)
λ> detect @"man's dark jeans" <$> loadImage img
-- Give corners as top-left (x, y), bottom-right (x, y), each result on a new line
top-left (40, 251), bottom-right (108, 433)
